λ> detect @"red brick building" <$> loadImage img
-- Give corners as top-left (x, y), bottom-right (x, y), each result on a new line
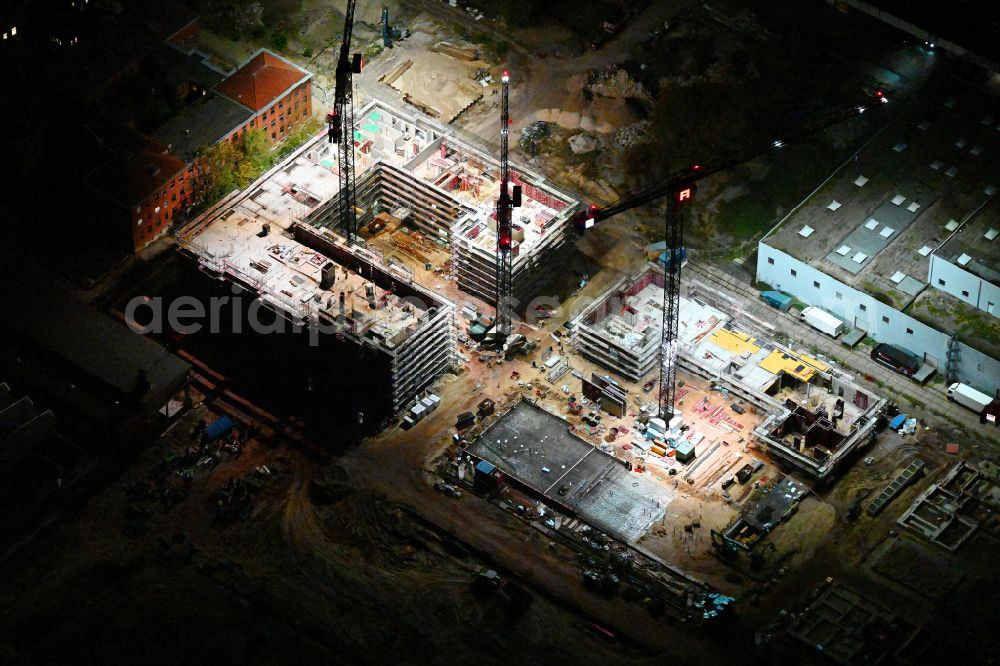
top-left (214, 50), bottom-right (314, 145)
top-left (89, 48), bottom-right (312, 253)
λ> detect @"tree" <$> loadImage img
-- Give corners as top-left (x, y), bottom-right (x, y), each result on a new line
top-left (198, 140), bottom-right (240, 204)
top-left (233, 2), bottom-right (264, 35)
top-left (241, 129), bottom-right (272, 172)
top-left (270, 31), bottom-right (289, 52)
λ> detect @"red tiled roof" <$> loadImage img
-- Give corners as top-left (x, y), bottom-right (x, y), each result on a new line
top-left (214, 50), bottom-right (308, 112)
top-left (85, 128), bottom-right (187, 207)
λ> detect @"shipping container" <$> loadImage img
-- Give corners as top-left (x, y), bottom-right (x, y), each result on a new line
top-left (759, 291), bottom-right (792, 312)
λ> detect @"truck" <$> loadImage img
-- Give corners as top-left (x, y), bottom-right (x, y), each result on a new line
top-left (800, 306), bottom-right (844, 337)
top-left (759, 291), bottom-right (792, 312)
top-left (947, 383), bottom-right (993, 414)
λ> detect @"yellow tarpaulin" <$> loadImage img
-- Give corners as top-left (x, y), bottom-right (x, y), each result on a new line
top-left (758, 349), bottom-right (825, 382)
top-left (709, 328), bottom-right (760, 356)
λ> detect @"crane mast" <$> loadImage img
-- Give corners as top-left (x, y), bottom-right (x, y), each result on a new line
top-left (326, 0), bottom-right (362, 245)
top-left (573, 92), bottom-right (889, 419)
top-left (660, 194), bottom-right (684, 419)
top-left (495, 70), bottom-right (517, 347)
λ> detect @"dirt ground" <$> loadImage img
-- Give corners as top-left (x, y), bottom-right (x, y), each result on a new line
top-left (5, 1), bottom-right (1000, 664)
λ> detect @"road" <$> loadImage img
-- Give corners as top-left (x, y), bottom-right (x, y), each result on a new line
top-left (685, 261), bottom-right (1000, 447)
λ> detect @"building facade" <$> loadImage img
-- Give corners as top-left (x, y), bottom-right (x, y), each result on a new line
top-left (85, 48), bottom-right (314, 254)
top-left (756, 244), bottom-right (1000, 394)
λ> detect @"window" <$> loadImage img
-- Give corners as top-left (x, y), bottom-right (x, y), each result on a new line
top-left (271, 132), bottom-right (276, 140)
top-left (938, 278), bottom-right (946, 286)
top-left (906, 328), bottom-right (913, 334)
top-left (767, 257), bottom-right (774, 265)
top-left (279, 101), bottom-right (283, 108)
top-left (882, 315), bottom-right (889, 323)
top-left (813, 280), bottom-right (821, 288)
top-left (303, 109), bottom-right (307, 117)
top-left (836, 292), bottom-right (843, 300)
top-left (962, 290), bottom-right (969, 297)
top-left (859, 304), bottom-right (867, 311)
top-left (790, 269), bottom-right (797, 277)
top-left (271, 120), bottom-right (276, 127)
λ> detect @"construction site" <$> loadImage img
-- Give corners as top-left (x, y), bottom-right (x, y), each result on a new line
top-left (176, 155), bottom-right (456, 425)
top-left (300, 99), bottom-right (577, 304)
top-left (573, 264), bottom-right (885, 482)
top-left (7, 1), bottom-right (1000, 664)
top-left (174, 92), bottom-right (576, 424)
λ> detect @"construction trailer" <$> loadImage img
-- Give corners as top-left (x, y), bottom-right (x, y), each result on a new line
top-left (573, 264), bottom-right (885, 481)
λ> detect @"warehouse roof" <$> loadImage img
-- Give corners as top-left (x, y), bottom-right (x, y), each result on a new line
top-left (764, 81), bottom-right (1000, 309)
top-left (935, 195), bottom-right (1000, 286)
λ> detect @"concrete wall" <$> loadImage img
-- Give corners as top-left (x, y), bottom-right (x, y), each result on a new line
top-left (929, 254), bottom-right (1000, 317)
top-left (757, 243), bottom-right (1000, 394)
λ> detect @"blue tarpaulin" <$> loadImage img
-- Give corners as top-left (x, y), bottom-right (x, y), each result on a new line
top-left (889, 414), bottom-right (907, 430)
top-left (205, 416), bottom-right (234, 441)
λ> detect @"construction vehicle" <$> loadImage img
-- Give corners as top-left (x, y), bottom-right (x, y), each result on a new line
top-left (326, 0), bottom-right (363, 244)
top-left (571, 90), bottom-right (891, 419)
top-left (379, 5), bottom-right (409, 48)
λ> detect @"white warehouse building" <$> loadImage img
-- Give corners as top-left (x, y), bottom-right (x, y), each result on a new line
top-left (756, 81), bottom-right (1000, 396)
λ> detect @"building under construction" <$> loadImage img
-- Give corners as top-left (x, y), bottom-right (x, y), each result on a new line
top-left (176, 137), bottom-right (455, 421)
top-left (573, 264), bottom-right (885, 481)
top-left (302, 100), bottom-right (577, 304)
top-left (175, 97), bottom-right (576, 419)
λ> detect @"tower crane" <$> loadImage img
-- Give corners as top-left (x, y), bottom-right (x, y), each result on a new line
top-left (495, 70), bottom-right (522, 348)
top-left (326, 0), bottom-right (363, 244)
top-left (573, 91), bottom-right (890, 419)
